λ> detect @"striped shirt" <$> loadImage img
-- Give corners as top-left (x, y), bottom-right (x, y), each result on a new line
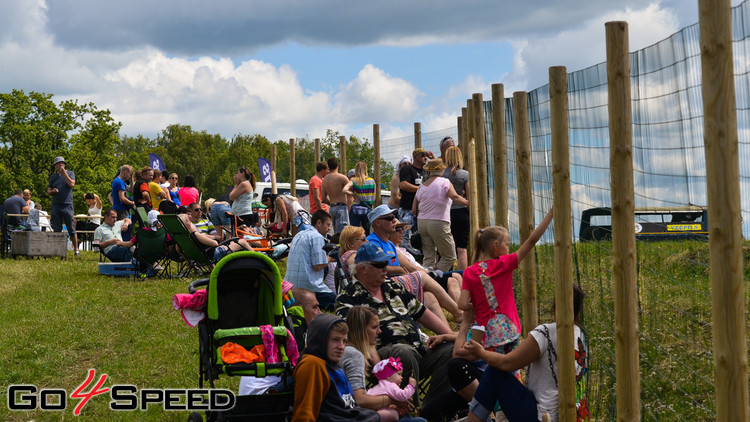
top-left (194, 218), bottom-right (215, 235)
top-left (353, 177), bottom-right (376, 206)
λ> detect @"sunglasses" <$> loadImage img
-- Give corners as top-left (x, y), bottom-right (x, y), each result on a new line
top-left (395, 227), bottom-right (404, 233)
top-left (170, 176), bottom-right (178, 179)
top-left (369, 261), bottom-right (388, 269)
top-left (191, 208), bottom-right (201, 212)
top-left (378, 215), bottom-right (395, 221)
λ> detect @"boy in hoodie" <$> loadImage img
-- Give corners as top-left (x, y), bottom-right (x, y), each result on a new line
top-left (292, 313), bottom-right (380, 422)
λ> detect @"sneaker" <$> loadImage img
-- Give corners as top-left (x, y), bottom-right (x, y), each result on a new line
top-left (74, 251), bottom-right (80, 256)
top-left (151, 264), bottom-right (164, 271)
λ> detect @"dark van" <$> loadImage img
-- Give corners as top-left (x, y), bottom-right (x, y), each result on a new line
top-left (579, 206), bottom-right (708, 241)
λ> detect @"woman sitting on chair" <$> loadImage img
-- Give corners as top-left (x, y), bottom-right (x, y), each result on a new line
top-left (178, 214), bottom-right (251, 261)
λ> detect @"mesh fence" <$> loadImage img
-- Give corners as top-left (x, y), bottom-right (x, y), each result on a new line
top-left (379, 2), bottom-right (750, 420)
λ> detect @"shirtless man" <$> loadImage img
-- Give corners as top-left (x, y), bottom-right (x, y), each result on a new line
top-left (321, 157), bottom-right (350, 234)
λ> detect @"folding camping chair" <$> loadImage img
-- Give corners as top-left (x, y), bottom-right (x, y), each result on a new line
top-left (131, 225), bottom-right (170, 279)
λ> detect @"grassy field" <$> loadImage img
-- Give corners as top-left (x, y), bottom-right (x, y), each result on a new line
top-left (531, 240), bottom-right (750, 421)
top-left (0, 242), bottom-right (748, 421)
top-left (0, 251), bottom-right (249, 421)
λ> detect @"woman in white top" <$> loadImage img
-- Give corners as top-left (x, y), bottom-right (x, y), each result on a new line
top-left (82, 192), bottom-right (103, 230)
top-left (340, 306), bottom-right (418, 421)
top-left (230, 166), bottom-right (258, 228)
top-left (464, 285), bottom-right (589, 422)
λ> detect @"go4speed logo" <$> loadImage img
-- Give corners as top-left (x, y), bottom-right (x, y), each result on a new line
top-left (7, 369), bottom-right (235, 415)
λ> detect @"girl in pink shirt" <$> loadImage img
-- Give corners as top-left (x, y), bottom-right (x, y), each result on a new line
top-left (366, 357), bottom-right (416, 422)
top-left (458, 209), bottom-right (553, 354)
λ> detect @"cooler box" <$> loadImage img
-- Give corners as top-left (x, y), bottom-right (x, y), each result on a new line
top-left (98, 262), bottom-right (137, 277)
top-left (11, 231), bottom-right (67, 258)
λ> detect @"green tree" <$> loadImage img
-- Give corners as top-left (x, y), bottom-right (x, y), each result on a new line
top-left (114, 134), bottom-right (157, 172)
top-left (0, 89), bottom-right (121, 212)
top-left (154, 124), bottom-right (228, 200)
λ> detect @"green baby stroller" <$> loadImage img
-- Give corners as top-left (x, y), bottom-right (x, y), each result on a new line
top-left (187, 251), bottom-right (298, 422)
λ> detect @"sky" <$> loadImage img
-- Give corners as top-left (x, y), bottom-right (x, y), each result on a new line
top-left (0, 0), bottom-right (743, 150)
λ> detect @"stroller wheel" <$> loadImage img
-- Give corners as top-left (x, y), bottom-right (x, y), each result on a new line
top-left (188, 412), bottom-right (203, 422)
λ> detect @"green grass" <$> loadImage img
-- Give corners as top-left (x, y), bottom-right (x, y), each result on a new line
top-left (1, 242), bottom-right (748, 421)
top-left (0, 251), bottom-right (275, 421)
top-left (528, 240), bottom-right (750, 421)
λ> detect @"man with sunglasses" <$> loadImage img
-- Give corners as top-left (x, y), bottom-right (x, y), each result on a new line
top-left (186, 202), bottom-right (218, 239)
top-left (335, 242), bottom-right (456, 409)
top-left (365, 205), bottom-right (401, 272)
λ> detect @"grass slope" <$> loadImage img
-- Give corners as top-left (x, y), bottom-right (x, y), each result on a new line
top-left (1, 242), bottom-right (748, 421)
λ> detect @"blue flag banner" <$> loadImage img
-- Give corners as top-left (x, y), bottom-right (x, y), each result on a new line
top-left (149, 153), bottom-right (166, 172)
top-left (258, 157), bottom-right (272, 183)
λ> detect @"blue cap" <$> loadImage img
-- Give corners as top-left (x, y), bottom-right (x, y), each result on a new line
top-left (367, 204), bottom-right (396, 224)
top-left (354, 243), bottom-right (391, 264)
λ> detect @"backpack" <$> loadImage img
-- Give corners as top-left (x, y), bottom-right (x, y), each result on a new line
top-left (530, 324), bottom-right (591, 422)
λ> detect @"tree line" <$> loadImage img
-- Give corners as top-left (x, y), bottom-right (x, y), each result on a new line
top-left (1, 89), bottom-right (394, 214)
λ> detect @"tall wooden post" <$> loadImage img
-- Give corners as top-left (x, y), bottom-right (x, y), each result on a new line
top-left (271, 145), bottom-right (278, 194)
top-left (467, 138), bottom-right (480, 262)
top-left (457, 116), bottom-right (463, 148)
top-left (472, 93), bottom-right (489, 228)
top-left (514, 91), bottom-right (538, 336)
top-left (314, 138), bottom-right (321, 164)
top-left (549, 65), bottom-right (575, 422)
top-left (289, 138), bottom-right (296, 197)
top-left (414, 122), bottom-right (422, 149)
top-left (699, 1), bottom-right (750, 420)
top-left (465, 100), bottom-right (475, 222)
top-left (606, 21), bottom-right (641, 422)
top-left (373, 124), bottom-right (382, 206)
top-left (460, 107), bottom-right (469, 158)
top-left (339, 135), bottom-right (347, 175)
top-left (492, 83), bottom-right (508, 228)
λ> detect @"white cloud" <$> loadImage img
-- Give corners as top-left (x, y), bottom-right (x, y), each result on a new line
top-left (332, 64), bottom-right (422, 123)
top-left (503, 2), bottom-right (681, 91)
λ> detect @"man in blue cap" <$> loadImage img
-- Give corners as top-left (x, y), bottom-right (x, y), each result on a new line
top-left (335, 242), bottom-right (456, 408)
top-left (364, 204), bottom-right (401, 273)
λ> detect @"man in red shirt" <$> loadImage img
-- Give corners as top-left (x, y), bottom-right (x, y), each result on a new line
top-left (309, 161), bottom-right (329, 214)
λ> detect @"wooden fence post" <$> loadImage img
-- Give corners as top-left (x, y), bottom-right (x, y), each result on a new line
top-left (414, 122), bottom-right (422, 149)
top-left (314, 138), bottom-right (321, 164)
top-left (514, 91), bottom-right (538, 336)
top-left (606, 21), bottom-right (641, 422)
top-left (271, 145), bottom-right (277, 194)
top-left (492, 83), bottom-right (508, 228)
top-left (467, 138), bottom-right (479, 261)
top-left (457, 115), bottom-right (463, 148)
top-left (373, 124), bottom-right (381, 206)
top-left (472, 93), bottom-right (489, 228)
top-left (699, 1), bottom-right (750, 420)
top-left (289, 138), bottom-right (296, 197)
top-left (460, 107), bottom-right (468, 158)
top-left (339, 135), bottom-right (347, 176)
top-left (549, 65), bottom-right (575, 422)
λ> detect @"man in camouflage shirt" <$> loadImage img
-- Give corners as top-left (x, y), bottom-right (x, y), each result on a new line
top-left (335, 243), bottom-right (456, 406)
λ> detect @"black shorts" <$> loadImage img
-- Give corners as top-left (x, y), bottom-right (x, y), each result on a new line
top-left (447, 357), bottom-right (484, 391)
top-left (450, 207), bottom-right (470, 248)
